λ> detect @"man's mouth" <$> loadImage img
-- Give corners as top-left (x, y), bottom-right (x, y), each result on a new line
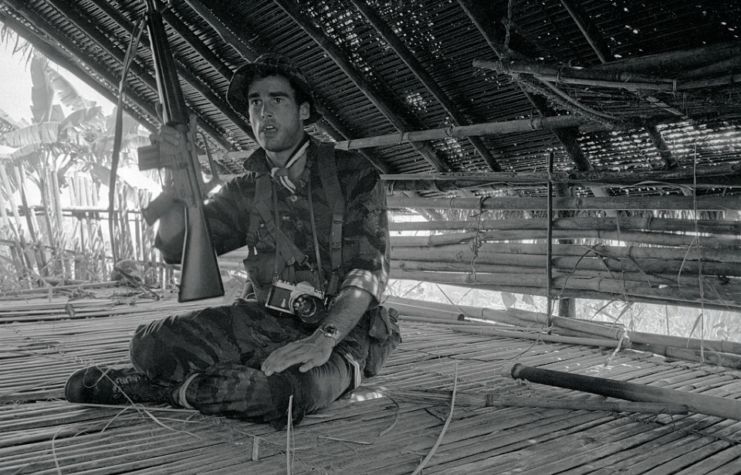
top-left (262, 124), bottom-right (277, 134)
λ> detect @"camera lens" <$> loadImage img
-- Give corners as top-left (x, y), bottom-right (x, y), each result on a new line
top-left (292, 295), bottom-right (324, 325)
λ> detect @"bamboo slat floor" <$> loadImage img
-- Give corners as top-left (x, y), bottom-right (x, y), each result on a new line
top-left (2, 294), bottom-right (741, 474)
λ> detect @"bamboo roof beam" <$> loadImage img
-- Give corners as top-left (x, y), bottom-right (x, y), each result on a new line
top-left (458, 0), bottom-right (613, 221)
top-left (558, 1), bottom-right (689, 159)
top-left (6, 0), bottom-right (232, 151)
top-left (559, 0), bottom-right (612, 64)
top-left (0, 5), bottom-right (157, 133)
top-left (383, 161), bottom-right (741, 188)
top-left (591, 40), bottom-right (741, 76)
top-left (88, 0), bottom-right (232, 83)
top-left (645, 124), bottom-right (679, 169)
top-left (334, 115), bottom-right (587, 150)
top-left (272, 0), bottom-right (450, 172)
top-left (350, 0), bottom-right (502, 172)
top-left (49, 0), bottom-right (253, 143)
top-left (182, 0), bottom-right (390, 174)
top-left (482, 58), bottom-right (741, 92)
top-left (387, 194), bottom-right (741, 211)
top-left (389, 216), bottom-right (741, 236)
top-left (459, 0), bottom-right (619, 131)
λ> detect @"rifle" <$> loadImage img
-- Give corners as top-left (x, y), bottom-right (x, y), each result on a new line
top-left (136, 0), bottom-right (224, 302)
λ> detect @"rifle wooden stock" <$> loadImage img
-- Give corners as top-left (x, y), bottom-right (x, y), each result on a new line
top-left (139, 0), bottom-right (223, 302)
top-left (509, 363), bottom-right (741, 421)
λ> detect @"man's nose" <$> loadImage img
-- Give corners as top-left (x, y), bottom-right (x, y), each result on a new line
top-left (260, 102), bottom-right (273, 118)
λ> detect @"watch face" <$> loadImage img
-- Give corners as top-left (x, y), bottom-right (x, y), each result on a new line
top-left (322, 324), bottom-right (340, 339)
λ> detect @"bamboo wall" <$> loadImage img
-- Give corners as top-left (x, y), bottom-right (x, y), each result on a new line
top-left (387, 193), bottom-right (741, 313)
top-left (0, 163), bottom-right (166, 293)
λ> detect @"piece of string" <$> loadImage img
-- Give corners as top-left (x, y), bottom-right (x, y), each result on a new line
top-left (470, 197), bottom-right (486, 282)
top-left (108, 17), bottom-right (145, 264)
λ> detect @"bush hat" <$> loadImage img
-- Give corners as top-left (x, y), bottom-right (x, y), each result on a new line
top-left (226, 53), bottom-right (322, 127)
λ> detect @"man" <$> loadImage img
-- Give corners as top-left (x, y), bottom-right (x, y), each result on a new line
top-left (65, 54), bottom-right (394, 427)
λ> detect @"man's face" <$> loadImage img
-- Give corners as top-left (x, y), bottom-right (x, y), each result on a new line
top-left (247, 75), bottom-right (309, 161)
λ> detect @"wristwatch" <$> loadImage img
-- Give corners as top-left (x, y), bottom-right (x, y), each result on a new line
top-left (318, 324), bottom-right (341, 346)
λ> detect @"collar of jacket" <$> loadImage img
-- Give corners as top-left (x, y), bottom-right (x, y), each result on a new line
top-left (241, 135), bottom-right (318, 192)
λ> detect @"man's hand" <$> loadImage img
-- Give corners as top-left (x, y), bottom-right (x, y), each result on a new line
top-left (150, 124), bottom-right (183, 149)
top-left (261, 331), bottom-right (335, 376)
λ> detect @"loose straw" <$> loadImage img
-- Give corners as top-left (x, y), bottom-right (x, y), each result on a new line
top-left (286, 394), bottom-right (294, 475)
top-left (411, 361), bottom-right (459, 475)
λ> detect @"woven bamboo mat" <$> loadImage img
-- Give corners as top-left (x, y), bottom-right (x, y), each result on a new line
top-left (2, 296), bottom-right (741, 474)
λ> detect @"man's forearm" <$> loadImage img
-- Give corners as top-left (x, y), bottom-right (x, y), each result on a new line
top-left (319, 286), bottom-right (374, 342)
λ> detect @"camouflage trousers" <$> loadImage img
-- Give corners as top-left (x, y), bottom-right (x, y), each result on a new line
top-left (129, 300), bottom-right (369, 427)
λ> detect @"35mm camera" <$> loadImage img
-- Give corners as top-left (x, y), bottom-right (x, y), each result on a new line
top-left (265, 280), bottom-right (328, 326)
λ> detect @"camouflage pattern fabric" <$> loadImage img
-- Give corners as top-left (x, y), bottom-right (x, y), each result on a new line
top-left (148, 138), bottom-right (388, 425)
top-left (155, 138), bottom-right (390, 303)
top-left (130, 300), bottom-right (368, 427)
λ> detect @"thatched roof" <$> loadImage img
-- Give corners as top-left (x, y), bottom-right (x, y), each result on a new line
top-left (2, 0), bottom-right (741, 186)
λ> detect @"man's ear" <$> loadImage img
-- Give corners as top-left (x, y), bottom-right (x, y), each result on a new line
top-left (299, 102), bottom-right (310, 121)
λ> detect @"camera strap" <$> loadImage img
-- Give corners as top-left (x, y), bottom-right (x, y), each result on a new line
top-left (316, 143), bottom-right (344, 295)
top-left (252, 176), bottom-right (311, 270)
top-left (248, 142), bottom-right (344, 294)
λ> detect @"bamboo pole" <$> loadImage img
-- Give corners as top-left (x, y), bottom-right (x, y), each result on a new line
top-left (389, 216), bottom-right (741, 236)
top-left (490, 396), bottom-right (688, 415)
top-left (0, 188), bottom-right (25, 277)
top-left (391, 229), bottom-right (741, 250)
top-left (391, 247), bottom-right (741, 277)
top-left (332, 115), bottom-right (587, 150)
top-left (590, 40), bottom-right (741, 75)
top-left (0, 162), bottom-right (35, 275)
top-left (509, 363), bottom-right (741, 421)
top-left (475, 57), bottom-right (741, 92)
top-left (394, 241), bottom-right (741, 264)
top-left (452, 326), bottom-right (620, 348)
top-left (387, 195), bottom-right (741, 211)
top-left (391, 261), bottom-right (704, 288)
top-left (389, 269), bottom-right (741, 309)
top-left (14, 162), bottom-right (47, 275)
top-left (440, 282), bottom-right (734, 312)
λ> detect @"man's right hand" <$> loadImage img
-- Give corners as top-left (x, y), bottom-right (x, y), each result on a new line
top-left (144, 125), bottom-right (190, 262)
top-left (149, 124), bottom-right (183, 152)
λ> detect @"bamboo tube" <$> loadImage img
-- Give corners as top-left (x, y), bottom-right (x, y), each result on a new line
top-left (0, 185), bottom-right (26, 275)
top-left (490, 396), bottom-right (689, 415)
top-left (387, 195), bottom-right (741, 211)
top-left (389, 269), bottom-right (741, 308)
top-left (476, 58), bottom-right (675, 90)
top-left (591, 40), bottom-right (741, 75)
top-left (0, 163), bottom-right (35, 273)
top-left (391, 260), bottom-right (706, 288)
top-left (383, 161), bottom-right (741, 189)
top-left (458, 283), bottom-right (739, 312)
top-left (383, 297), bottom-right (536, 328)
top-left (453, 326), bottom-right (620, 348)
top-left (389, 216), bottom-right (741, 236)
top-left (509, 363), bottom-right (741, 421)
top-left (631, 342), bottom-right (741, 369)
top-left (331, 115), bottom-right (586, 150)
top-left (392, 242), bottom-right (741, 268)
top-left (628, 331), bottom-right (741, 356)
top-left (391, 229), bottom-right (741, 250)
top-left (14, 162), bottom-right (47, 274)
top-left (383, 295), bottom-right (626, 340)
